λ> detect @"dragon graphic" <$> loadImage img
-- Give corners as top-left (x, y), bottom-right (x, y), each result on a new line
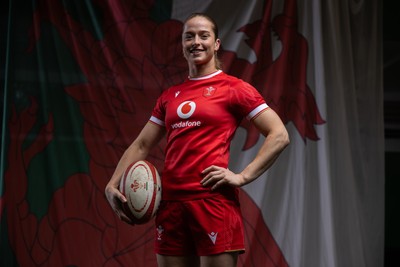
top-left (1, 0), bottom-right (324, 265)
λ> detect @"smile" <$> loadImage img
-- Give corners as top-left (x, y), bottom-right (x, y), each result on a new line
top-left (189, 48), bottom-right (204, 54)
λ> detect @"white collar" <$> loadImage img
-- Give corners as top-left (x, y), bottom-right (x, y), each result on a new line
top-left (188, 70), bottom-right (222, 80)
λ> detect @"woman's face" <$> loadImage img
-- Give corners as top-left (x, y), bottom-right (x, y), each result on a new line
top-left (182, 16), bottom-right (220, 68)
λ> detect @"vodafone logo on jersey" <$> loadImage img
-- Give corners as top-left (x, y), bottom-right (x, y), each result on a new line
top-left (177, 101), bottom-right (196, 119)
top-left (172, 101), bottom-right (201, 129)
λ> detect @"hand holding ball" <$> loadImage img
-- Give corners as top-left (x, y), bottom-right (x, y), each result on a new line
top-left (119, 160), bottom-right (161, 224)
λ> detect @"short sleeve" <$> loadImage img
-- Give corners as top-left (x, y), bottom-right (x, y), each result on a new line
top-left (229, 80), bottom-right (268, 120)
top-left (150, 93), bottom-right (166, 127)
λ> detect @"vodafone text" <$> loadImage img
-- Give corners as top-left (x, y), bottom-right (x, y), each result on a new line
top-left (171, 120), bottom-right (201, 129)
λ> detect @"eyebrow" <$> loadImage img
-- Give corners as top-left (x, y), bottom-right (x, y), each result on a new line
top-left (183, 30), bottom-right (212, 35)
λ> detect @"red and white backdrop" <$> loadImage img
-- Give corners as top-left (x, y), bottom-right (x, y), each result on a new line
top-left (0, 0), bottom-right (384, 266)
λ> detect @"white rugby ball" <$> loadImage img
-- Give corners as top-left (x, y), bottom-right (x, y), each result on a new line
top-left (119, 160), bottom-right (161, 224)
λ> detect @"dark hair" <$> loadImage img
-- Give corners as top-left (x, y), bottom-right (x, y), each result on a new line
top-left (184, 13), bottom-right (219, 38)
top-left (183, 13), bottom-right (222, 70)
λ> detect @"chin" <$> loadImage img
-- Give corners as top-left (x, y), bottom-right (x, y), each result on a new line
top-left (193, 56), bottom-right (213, 65)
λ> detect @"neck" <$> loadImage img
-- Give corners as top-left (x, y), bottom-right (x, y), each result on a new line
top-left (188, 63), bottom-right (218, 78)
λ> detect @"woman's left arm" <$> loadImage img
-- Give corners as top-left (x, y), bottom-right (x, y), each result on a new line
top-left (201, 108), bottom-right (289, 190)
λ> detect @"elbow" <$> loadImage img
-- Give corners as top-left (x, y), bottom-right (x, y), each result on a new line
top-left (283, 130), bottom-right (290, 147)
top-left (277, 128), bottom-right (290, 151)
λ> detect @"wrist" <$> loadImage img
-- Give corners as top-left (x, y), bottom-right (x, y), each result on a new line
top-left (106, 180), bottom-right (119, 191)
top-left (239, 173), bottom-right (249, 186)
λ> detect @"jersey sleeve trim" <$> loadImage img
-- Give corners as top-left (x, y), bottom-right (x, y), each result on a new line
top-left (246, 103), bottom-right (269, 120)
top-left (149, 115), bottom-right (165, 126)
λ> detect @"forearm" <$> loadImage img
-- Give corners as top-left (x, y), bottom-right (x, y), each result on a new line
top-left (106, 122), bottom-right (165, 189)
top-left (239, 108), bottom-right (290, 185)
top-left (200, 109), bottom-right (289, 190)
top-left (106, 142), bottom-right (148, 188)
top-left (239, 130), bottom-right (289, 185)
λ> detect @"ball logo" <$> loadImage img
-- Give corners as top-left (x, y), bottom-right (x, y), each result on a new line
top-left (177, 101), bottom-right (196, 119)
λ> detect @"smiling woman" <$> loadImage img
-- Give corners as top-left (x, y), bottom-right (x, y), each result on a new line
top-left (182, 13), bottom-right (222, 76)
top-left (105, 12), bottom-right (289, 267)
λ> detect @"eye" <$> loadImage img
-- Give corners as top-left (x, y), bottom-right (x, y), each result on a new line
top-left (184, 34), bottom-right (193, 40)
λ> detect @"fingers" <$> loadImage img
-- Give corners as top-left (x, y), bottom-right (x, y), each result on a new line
top-left (105, 185), bottom-right (133, 224)
top-left (106, 186), bottom-right (122, 207)
top-left (201, 165), bottom-right (236, 191)
top-left (118, 191), bottom-right (127, 203)
top-left (114, 206), bottom-right (134, 225)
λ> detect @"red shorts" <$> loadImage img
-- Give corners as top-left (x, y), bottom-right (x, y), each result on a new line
top-left (154, 195), bottom-right (245, 256)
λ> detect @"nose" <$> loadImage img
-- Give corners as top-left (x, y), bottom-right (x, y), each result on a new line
top-left (193, 34), bottom-right (201, 45)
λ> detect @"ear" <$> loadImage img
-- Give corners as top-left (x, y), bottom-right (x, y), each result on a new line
top-left (214, 38), bottom-right (221, 52)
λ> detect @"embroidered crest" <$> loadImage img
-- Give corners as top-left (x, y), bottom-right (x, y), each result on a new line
top-left (203, 86), bottom-right (216, 97)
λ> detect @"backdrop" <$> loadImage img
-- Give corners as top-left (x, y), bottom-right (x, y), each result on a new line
top-left (0, 0), bottom-right (384, 266)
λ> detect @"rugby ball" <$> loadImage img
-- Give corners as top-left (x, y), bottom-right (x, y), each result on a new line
top-left (119, 160), bottom-right (161, 224)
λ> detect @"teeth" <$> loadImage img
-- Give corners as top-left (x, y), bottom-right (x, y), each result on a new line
top-left (190, 47), bottom-right (202, 52)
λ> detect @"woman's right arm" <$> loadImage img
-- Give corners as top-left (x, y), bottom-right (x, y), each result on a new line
top-left (105, 121), bottom-right (166, 223)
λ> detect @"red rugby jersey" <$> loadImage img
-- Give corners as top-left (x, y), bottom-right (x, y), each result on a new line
top-left (150, 71), bottom-right (268, 201)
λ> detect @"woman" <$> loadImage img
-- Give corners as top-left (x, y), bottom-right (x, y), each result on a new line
top-left (105, 13), bottom-right (289, 267)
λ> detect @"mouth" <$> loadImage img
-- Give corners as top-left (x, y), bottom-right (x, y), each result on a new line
top-left (189, 48), bottom-right (204, 54)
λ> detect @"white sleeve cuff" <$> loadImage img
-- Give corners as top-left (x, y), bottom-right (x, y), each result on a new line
top-left (149, 116), bottom-right (165, 126)
top-left (246, 103), bottom-right (269, 120)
